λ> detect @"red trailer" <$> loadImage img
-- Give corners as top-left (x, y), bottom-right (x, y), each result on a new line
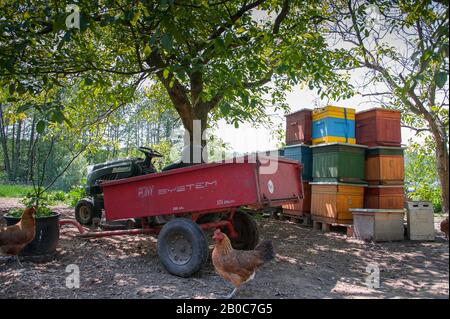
top-left (62, 155), bottom-right (303, 277)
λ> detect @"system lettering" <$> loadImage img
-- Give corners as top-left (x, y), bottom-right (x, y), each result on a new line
top-left (138, 180), bottom-right (217, 198)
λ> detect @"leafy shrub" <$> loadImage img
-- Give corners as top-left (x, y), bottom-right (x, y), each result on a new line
top-left (405, 145), bottom-right (443, 214)
top-left (7, 206), bottom-right (54, 218)
top-left (50, 190), bottom-right (67, 202)
top-left (66, 185), bottom-right (86, 207)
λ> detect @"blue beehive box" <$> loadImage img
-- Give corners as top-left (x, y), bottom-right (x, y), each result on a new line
top-left (282, 144), bottom-right (312, 181)
top-left (312, 106), bottom-right (356, 144)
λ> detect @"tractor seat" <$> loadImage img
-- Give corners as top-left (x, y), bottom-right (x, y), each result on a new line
top-left (162, 161), bottom-right (195, 172)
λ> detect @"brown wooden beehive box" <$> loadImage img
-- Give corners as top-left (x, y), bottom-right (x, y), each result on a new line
top-left (365, 147), bottom-right (404, 184)
top-left (364, 185), bottom-right (404, 209)
top-left (356, 108), bottom-right (401, 147)
top-left (285, 109), bottom-right (312, 145)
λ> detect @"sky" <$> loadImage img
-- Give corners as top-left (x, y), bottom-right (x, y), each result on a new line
top-left (214, 5), bottom-right (416, 154)
top-left (215, 83), bottom-right (414, 154)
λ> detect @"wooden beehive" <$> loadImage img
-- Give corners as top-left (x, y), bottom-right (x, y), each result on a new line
top-left (351, 209), bottom-right (405, 242)
top-left (310, 182), bottom-right (365, 225)
top-left (285, 109), bottom-right (312, 145)
top-left (312, 143), bottom-right (367, 183)
top-left (282, 144), bottom-right (312, 181)
top-left (282, 181), bottom-right (311, 216)
top-left (312, 106), bottom-right (356, 145)
top-left (365, 147), bottom-right (404, 184)
top-left (356, 108), bottom-right (401, 147)
top-left (364, 185), bottom-right (404, 209)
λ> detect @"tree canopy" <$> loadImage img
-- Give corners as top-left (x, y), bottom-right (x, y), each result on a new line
top-left (328, 0), bottom-right (449, 214)
top-left (1, 0), bottom-right (353, 141)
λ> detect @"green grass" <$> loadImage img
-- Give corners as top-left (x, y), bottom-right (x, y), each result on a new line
top-left (0, 184), bottom-right (35, 198)
top-left (0, 183), bottom-right (84, 208)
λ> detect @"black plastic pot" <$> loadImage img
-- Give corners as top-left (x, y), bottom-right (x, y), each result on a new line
top-left (4, 212), bottom-right (60, 256)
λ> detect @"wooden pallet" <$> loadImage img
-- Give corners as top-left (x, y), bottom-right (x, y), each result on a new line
top-left (367, 180), bottom-right (404, 185)
top-left (312, 218), bottom-right (353, 236)
top-left (281, 212), bottom-right (312, 226)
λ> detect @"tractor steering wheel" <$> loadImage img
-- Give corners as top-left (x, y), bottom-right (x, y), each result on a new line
top-left (138, 146), bottom-right (163, 158)
top-left (137, 147), bottom-right (163, 172)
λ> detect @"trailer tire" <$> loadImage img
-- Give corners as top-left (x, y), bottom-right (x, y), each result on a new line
top-left (157, 218), bottom-right (208, 277)
top-left (75, 198), bottom-right (100, 225)
top-left (226, 210), bottom-right (259, 250)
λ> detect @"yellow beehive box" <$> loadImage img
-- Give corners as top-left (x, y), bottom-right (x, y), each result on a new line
top-left (312, 105), bottom-right (356, 121)
top-left (310, 182), bottom-right (365, 224)
top-left (312, 136), bottom-right (356, 144)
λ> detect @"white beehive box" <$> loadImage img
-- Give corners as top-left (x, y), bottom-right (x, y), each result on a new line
top-left (350, 209), bottom-right (405, 242)
top-left (406, 201), bottom-right (435, 241)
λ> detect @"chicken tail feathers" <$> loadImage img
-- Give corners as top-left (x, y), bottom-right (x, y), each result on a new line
top-left (255, 240), bottom-right (275, 263)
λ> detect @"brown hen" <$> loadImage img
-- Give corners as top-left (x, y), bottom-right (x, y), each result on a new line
top-left (212, 228), bottom-right (275, 298)
top-left (0, 207), bottom-right (36, 266)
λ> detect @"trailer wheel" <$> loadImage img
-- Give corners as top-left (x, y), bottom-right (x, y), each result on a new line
top-left (157, 218), bottom-right (208, 277)
top-left (226, 210), bottom-right (259, 250)
top-left (75, 199), bottom-right (99, 225)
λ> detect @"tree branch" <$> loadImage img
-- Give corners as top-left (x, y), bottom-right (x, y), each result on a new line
top-left (272, 0), bottom-right (290, 35)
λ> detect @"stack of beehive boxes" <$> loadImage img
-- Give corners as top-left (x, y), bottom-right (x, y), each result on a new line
top-left (281, 109), bottom-right (313, 221)
top-left (355, 108), bottom-right (404, 209)
top-left (309, 106), bottom-right (367, 226)
top-left (282, 106), bottom-right (404, 230)
top-left (282, 106), bottom-right (368, 226)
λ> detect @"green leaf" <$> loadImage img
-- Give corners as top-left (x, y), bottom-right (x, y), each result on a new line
top-left (36, 120), bottom-right (46, 134)
top-left (214, 37), bottom-right (225, 53)
top-left (51, 110), bottom-right (65, 123)
top-left (143, 45), bottom-right (151, 57)
top-left (130, 11), bottom-right (141, 26)
top-left (8, 83), bottom-right (15, 95)
top-left (220, 103), bottom-right (231, 116)
top-left (163, 68), bottom-right (170, 79)
top-left (84, 77), bottom-right (93, 86)
top-left (161, 33), bottom-right (173, 51)
top-left (422, 49), bottom-right (433, 61)
top-left (435, 72), bottom-right (447, 89)
top-left (64, 116), bottom-right (73, 127)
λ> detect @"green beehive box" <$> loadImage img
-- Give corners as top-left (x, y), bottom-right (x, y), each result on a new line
top-left (366, 146), bottom-right (404, 156)
top-left (311, 143), bottom-right (367, 183)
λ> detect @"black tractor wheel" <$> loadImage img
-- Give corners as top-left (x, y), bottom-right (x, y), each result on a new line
top-left (157, 218), bottom-right (208, 277)
top-left (224, 210), bottom-right (259, 250)
top-left (75, 199), bottom-right (100, 225)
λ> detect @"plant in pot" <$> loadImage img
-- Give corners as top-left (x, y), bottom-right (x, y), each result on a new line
top-left (4, 190), bottom-right (61, 258)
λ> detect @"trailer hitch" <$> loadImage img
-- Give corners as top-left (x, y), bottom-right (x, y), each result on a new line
top-left (59, 219), bottom-right (160, 238)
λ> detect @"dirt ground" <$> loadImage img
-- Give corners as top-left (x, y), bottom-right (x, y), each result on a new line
top-left (0, 198), bottom-right (448, 299)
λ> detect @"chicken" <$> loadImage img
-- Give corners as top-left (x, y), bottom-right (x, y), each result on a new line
top-left (441, 217), bottom-right (448, 239)
top-left (0, 207), bottom-right (36, 266)
top-left (212, 228), bottom-right (275, 299)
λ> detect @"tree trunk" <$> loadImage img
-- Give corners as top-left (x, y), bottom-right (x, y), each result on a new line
top-left (14, 120), bottom-right (22, 180)
top-left (27, 114), bottom-right (37, 182)
top-left (430, 122), bottom-right (449, 215)
top-left (156, 115), bottom-right (161, 144)
top-left (10, 121), bottom-right (16, 180)
top-left (182, 109), bottom-right (208, 163)
top-left (0, 104), bottom-right (11, 178)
